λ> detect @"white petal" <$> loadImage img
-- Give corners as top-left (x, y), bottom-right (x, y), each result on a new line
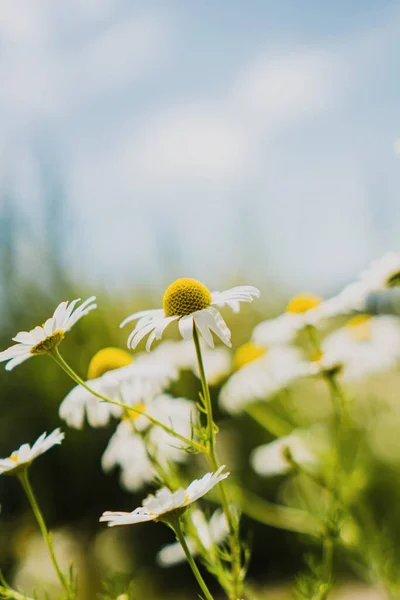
top-left (178, 316), bottom-right (194, 341)
top-left (120, 309), bottom-right (164, 328)
top-left (12, 332), bottom-right (35, 345)
top-left (5, 352), bottom-right (32, 371)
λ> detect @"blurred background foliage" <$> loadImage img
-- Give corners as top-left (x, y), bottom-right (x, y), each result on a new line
top-left (1, 194), bottom-right (400, 599)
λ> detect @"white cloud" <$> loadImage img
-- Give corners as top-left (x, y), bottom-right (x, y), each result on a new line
top-left (231, 49), bottom-right (344, 131)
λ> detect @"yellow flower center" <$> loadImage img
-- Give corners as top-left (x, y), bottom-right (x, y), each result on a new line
top-left (122, 403), bottom-right (146, 422)
top-left (233, 342), bottom-right (267, 370)
top-left (346, 314), bottom-right (371, 342)
top-left (31, 330), bottom-right (65, 355)
top-left (8, 452), bottom-right (19, 463)
top-left (87, 347), bottom-right (132, 380)
top-left (286, 293), bottom-right (322, 314)
top-left (162, 278), bottom-right (212, 317)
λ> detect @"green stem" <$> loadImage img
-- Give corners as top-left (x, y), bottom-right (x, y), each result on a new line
top-left (172, 519), bottom-right (215, 600)
top-left (0, 586), bottom-right (36, 600)
top-left (18, 470), bottom-right (69, 594)
top-left (50, 349), bottom-right (204, 453)
top-left (192, 326), bottom-right (243, 600)
top-left (245, 404), bottom-right (293, 438)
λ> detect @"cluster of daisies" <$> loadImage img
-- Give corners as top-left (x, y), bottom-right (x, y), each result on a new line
top-left (2, 252), bottom-right (400, 594)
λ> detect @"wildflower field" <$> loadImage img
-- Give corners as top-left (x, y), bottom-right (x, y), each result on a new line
top-left (2, 257), bottom-right (400, 600)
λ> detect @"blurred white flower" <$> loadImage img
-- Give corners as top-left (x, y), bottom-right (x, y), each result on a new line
top-left (253, 293), bottom-right (323, 346)
top-left (0, 429), bottom-right (64, 475)
top-left (251, 431), bottom-right (318, 476)
top-left (153, 339), bottom-right (232, 385)
top-left (219, 343), bottom-right (311, 414)
top-left (317, 315), bottom-right (400, 381)
top-left (101, 394), bottom-right (196, 491)
top-left (59, 347), bottom-right (178, 429)
top-left (13, 529), bottom-right (81, 596)
top-left (359, 251), bottom-right (400, 293)
top-left (100, 467), bottom-right (229, 526)
top-left (0, 297), bottom-right (96, 371)
top-left (121, 278), bottom-right (260, 351)
top-left (157, 509), bottom-right (228, 567)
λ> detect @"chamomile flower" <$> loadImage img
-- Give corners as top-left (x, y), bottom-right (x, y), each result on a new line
top-left (121, 278), bottom-right (260, 351)
top-left (59, 347), bottom-right (178, 429)
top-left (100, 466), bottom-right (229, 526)
top-left (157, 509), bottom-right (228, 567)
top-left (317, 315), bottom-right (400, 381)
top-left (253, 294), bottom-right (323, 346)
top-left (250, 431), bottom-right (318, 477)
top-left (359, 251), bottom-right (400, 292)
top-left (219, 342), bottom-right (310, 415)
top-left (102, 395), bottom-right (196, 492)
top-left (0, 429), bottom-right (64, 476)
top-left (0, 297), bottom-right (96, 371)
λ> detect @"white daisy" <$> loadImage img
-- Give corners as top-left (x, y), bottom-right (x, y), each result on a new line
top-left (219, 343), bottom-right (311, 415)
top-left (100, 466), bottom-right (229, 526)
top-left (59, 347), bottom-right (178, 429)
top-left (152, 339), bottom-right (232, 386)
top-left (252, 294), bottom-right (323, 347)
top-left (0, 297), bottom-right (97, 371)
top-left (359, 251), bottom-right (400, 292)
top-left (250, 431), bottom-right (318, 477)
top-left (102, 394), bottom-right (197, 492)
top-left (120, 278), bottom-right (260, 351)
top-left (157, 509), bottom-right (228, 567)
top-left (0, 429), bottom-right (64, 476)
top-left (316, 315), bottom-right (400, 381)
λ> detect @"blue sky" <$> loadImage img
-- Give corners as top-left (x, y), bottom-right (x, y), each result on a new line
top-left (1, 0), bottom-right (400, 296)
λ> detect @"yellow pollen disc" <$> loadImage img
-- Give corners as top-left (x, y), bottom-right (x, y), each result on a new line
top-left (286, 293), bottom-right (323, 314)
top-left (233, 342), bottom-right (267, 370)
top-left (346, 314), bottom-right (371, 342)
top-left (31, 330), bottom-right (65, 355)
top-left (8, 452), bottom-right (19, 463)
top-left (87, 347), bottom-right (132, 380)
top-left (122, 403), bottom-right (146, 422)
top-left (162, 278), bottom-right (212, 317)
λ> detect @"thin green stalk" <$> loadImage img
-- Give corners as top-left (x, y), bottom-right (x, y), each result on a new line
top-left (192, 326), bottom-right (243, 600)
top-left (18, 470), bottom-right (70, 595)
top-left (245, 404), bottom-right (293, 438)
top-left (0, 586), bottom-right (36, 600)
top-left (50, 348), bottom-right (204, 453)
top-left (172, 518), bottom-right (215, 600)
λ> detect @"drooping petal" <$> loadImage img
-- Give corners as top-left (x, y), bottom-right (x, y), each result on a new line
top-left (5, 352), bottom-right (32, 371)
top-left (120, 309), bottom-right (164, 329)
top-left (178, 316), bottom-right (194, 341)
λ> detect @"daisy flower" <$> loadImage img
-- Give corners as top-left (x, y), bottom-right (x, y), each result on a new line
top-left (219, 342), bottom-right (311, 415)
top-left (0, 429), bottom-right (64, 476)
top-left (0, 297), bottom-right (96, 371)
top-left (102, 394), bottom-right (196, 492)
top-left (157, 509), bottom-right (228, 567)
top-left (100, 466), bottom-right (229, 526)
top-left (121, 278), bottom-right (260, 350)
top-left (316, 315), bottom-right (400, 381)
top-left (59, 347), bottom-right (178, 429)
top-left (252, 294), bottom-right (323, 347)
top-left (250, 431), bottom-right (318, 477)
top-left (359, 251), bottom-right (400, 292)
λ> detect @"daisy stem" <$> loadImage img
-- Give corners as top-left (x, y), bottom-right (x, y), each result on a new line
top-left (17, 469), bottom-right (70, 595)
top-left (172, 518), bottom-right (215, 600)
top-left (192, 325), bottom-right (243, 600)
top-left (50, 348), bottom-right (204, 453)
